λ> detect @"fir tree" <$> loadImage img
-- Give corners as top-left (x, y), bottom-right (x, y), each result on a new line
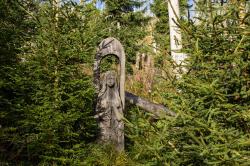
top-left (151, 0), bottom-right (170, 54)
top-left (0, 0), bottom-right (37, 163)
top-left (101, 0), bottom-right (150, 70)
top-left (1, 1), bottom-right (106, 164)
top-left (126, 1), bottom-right (250, 165)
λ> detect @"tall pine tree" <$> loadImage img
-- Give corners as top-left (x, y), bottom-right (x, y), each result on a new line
top-left (0, 0), bottom-right (37, 163)
top-left (126, 1), bottom-right (250, 165)
top-left (100, 0), bottom-right (150, 70)
top-left (1, 1), bottom-right (106, 164)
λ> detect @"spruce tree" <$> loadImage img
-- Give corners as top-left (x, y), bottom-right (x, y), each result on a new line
top-left (100, 0), bottom-right (150, 69)
top-left (151, 0), bottom-right (170, 54)
top-left (0, 0), bottom-right (37, 163)
top-left (126, 1), bottom-right (250, 165)
top-left (1, 1), bottom-right (106, 164)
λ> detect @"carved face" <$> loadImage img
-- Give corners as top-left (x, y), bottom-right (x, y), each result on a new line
top-left (106, 73), bottom-right (115, 88)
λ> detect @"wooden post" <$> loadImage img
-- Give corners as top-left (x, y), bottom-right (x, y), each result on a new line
top-left (167, 0), bottom-right (186, 71)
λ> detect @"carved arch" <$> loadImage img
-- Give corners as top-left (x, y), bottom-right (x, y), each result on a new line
top-left (94, 37), bottom-right (125, 109)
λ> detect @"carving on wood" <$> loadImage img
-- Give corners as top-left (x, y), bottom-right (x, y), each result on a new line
top-left (95, 71), bottom-right (124, 151)
top-left (94, 37), bottom-right (125, 151)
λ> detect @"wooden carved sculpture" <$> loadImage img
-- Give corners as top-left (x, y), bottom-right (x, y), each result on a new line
top-left (94, 37), bottom-right (125, 151)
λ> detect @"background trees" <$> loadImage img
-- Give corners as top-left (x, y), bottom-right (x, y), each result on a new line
top-left (0, 0), bottom-right (37, 163)
top-left (126, 0), bottom-right (250, 165)
top-left (1, 1), bottom-right (102, 164)
top-left (100, 0), bottom-right (150, 70)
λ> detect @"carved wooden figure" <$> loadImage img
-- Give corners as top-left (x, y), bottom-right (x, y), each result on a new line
top-left (94, 37), bottom-right (125, 151)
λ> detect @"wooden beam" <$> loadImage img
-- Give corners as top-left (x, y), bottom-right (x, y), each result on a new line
top-left (125, 91), bottom-right (176, 117)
